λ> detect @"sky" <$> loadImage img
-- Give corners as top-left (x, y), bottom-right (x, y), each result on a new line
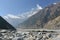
top-left (0, 0), bottom-right (60, 16)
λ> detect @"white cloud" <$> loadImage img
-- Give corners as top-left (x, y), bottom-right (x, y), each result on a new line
top-left (36, 4), bottom-right (43, 9)
top-left (53, 3), bottom-right (57, 5)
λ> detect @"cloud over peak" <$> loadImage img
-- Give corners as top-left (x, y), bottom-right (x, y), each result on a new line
top-left (36, 4), bottom-right (43, 9)
top-left (53, 3), bottom-right (57, 5)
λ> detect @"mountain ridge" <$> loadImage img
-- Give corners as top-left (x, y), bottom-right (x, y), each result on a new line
top-left (19, 2), bottom-right (60, 29)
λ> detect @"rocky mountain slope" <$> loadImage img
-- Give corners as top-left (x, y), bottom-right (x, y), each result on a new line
top-left (44, 16), bottom-right (60, 29)
top-left (0, 16), bottom-right (16, 30)
top-left (19, 2), bottom-right (60, 29)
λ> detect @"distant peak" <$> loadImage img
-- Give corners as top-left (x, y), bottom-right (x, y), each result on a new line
top-left (4, 14), bottom-right (20, 19)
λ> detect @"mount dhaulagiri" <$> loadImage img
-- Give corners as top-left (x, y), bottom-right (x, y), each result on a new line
top-left (18, 2), bottom-right (60, 29)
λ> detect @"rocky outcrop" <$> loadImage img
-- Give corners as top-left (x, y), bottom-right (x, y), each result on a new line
top-left (44, 16), bottom-right (60, 29)
top-left (0, 16), bottom-right (16, 31)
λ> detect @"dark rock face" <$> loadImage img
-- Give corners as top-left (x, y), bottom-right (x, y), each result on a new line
top-left (19, 2), bottom-right (60, 29)
top-left (0, 16), bottom-right (16, 31)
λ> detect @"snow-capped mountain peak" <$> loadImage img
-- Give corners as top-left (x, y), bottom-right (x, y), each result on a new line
top-left (4, 14), bottom-right (20, 19)
top-left (36, 4), bottom-right (43, 10)
top-left (3, 5), bottom-right (42, 27)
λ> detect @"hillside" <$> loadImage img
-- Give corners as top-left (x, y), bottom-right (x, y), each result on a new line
top-left (19, 2), bottom-right (60, 29)
top-left (44, 16), bottom-right (60, 29)
top-left (0, 16), bottom-right (16, 30)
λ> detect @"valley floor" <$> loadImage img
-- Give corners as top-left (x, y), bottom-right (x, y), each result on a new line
top-left (0, 29), bottom-right (60, 40)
